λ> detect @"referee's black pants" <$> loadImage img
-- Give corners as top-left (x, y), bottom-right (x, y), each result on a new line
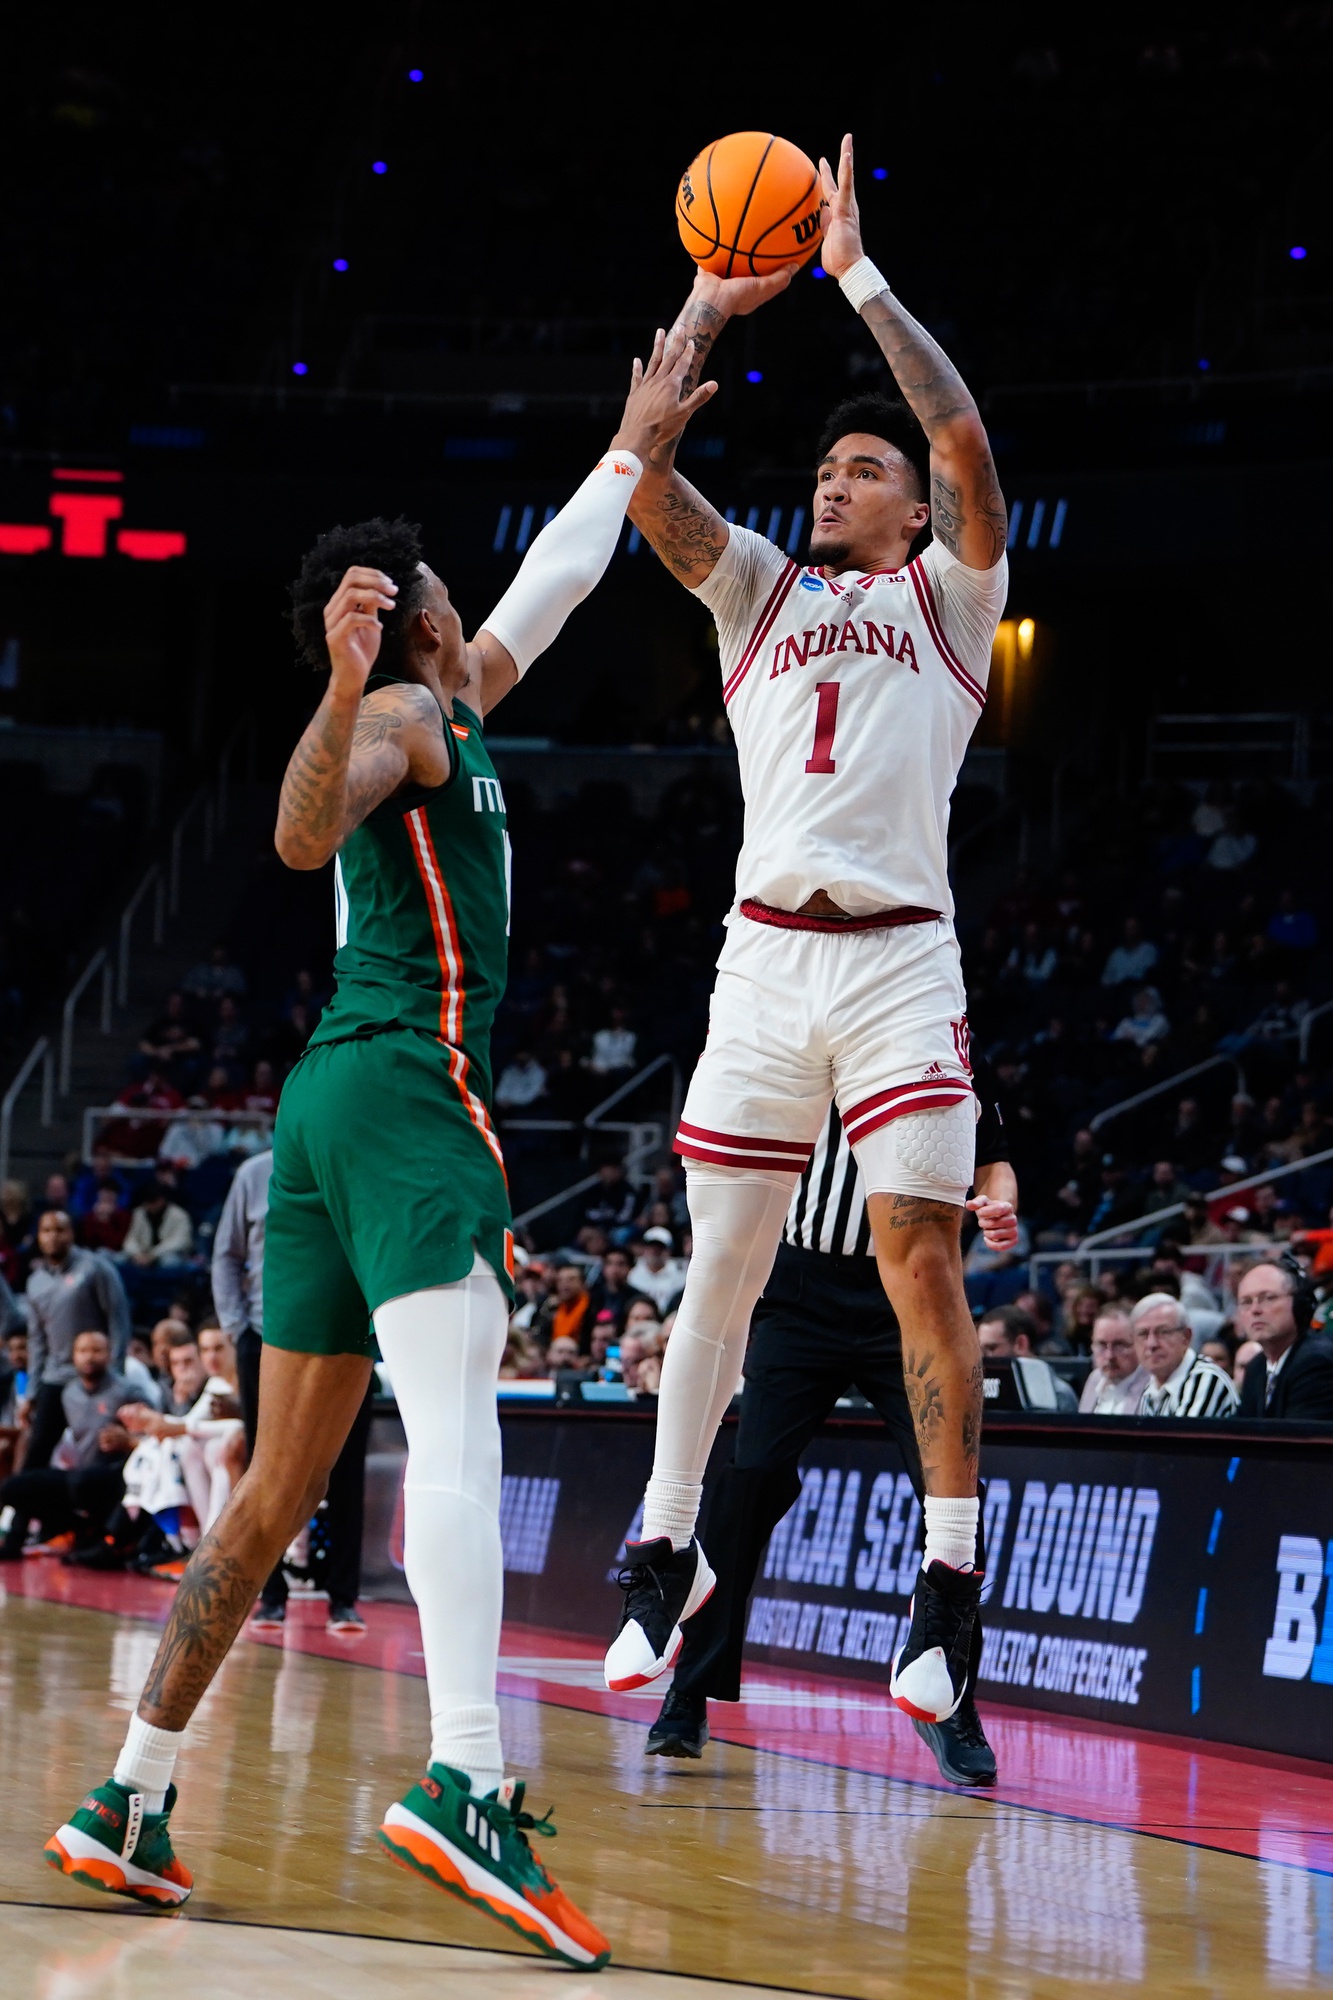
top-left (673, 1241), bottom-right (984, 1703)
top-left (236, 1327), bottom-right (374, 1609)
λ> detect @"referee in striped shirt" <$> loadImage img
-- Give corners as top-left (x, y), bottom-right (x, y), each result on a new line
top-left (646, 1057), bottom-right (1017, 1785)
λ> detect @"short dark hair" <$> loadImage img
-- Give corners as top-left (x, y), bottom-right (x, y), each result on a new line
top-left (815, 394), bottom-right (930, 501)
top-left (289, 516), bottom-right (430, 674)
top-left (978, 1305), bottom-right (1039, 1348)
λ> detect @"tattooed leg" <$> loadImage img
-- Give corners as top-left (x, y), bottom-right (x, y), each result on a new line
top-left (136, 1347), bottom-right (373, 1729)
top-left (865, 1193), bottom-right (982, 1496)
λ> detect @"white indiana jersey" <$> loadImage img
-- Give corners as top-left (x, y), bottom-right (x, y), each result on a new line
top-left (694, 530), bottom-right (1008, 919)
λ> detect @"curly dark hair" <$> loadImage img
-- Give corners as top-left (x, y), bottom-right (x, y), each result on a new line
top-left (814, 394), bottom-right (930, 501)
top-left (289, 515), bottom-right (430, 673)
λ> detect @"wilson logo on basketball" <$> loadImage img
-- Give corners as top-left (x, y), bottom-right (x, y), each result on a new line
top-left (679, 172), bottom-right (696, 211)
top-left (792, 209), bottom-right (822, 245)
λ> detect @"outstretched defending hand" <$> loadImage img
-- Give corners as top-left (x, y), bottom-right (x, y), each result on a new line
top-left (817, 132), bottom-right (864, 281)
top-left (322, 565), bottom-right (399, 698)
top-left (610, 325), bottom-right (718, 461)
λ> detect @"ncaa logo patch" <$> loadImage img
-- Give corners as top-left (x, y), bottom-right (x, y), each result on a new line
top-left (799, 574), bottom-right (824, 591)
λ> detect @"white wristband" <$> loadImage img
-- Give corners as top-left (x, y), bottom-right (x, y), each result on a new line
top-left (838, 255), bottom-right (890, 313)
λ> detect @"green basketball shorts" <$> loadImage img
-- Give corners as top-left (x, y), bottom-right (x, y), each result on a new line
top-left (263, 1029), bottom-right (514, 1358)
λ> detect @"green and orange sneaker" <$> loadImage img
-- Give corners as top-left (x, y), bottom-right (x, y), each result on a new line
top-left (378, 1764), bottom-right (609, 1970)
top-left (44, 1778), bottom-right (193, 1907)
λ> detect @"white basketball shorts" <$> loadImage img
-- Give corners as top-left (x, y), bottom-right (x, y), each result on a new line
top-left (675, 906), bottom-right (976, 1205)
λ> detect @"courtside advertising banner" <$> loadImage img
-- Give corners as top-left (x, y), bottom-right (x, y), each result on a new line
top-left (362, 1412), bottom-right (1333, 1760)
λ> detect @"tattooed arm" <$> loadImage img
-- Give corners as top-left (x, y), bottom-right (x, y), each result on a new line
top-left (818, 134), bottom-right (1006, 570)
top-left (274, 564), bottom-right (451, 870)
top-left (629, 267), bottom-right (798, 587)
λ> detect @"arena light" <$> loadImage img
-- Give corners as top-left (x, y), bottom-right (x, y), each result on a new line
top-left (745, 370), bottom-right (763, 384)
top-left (811, 265), bottom-right (827, 279)
top-left (872, 167), bottom-right (888, 180)
top-left (408, 68), bottom-right (424, 81)
top-left (333, 258), bottom-right (349, 272)
top-left (1017, 618), bottom-right (1036, 659)
top-left (1290, 245), bottom-right (1307, 260)
top-left (372, 160), bottom-right (387, 175)
top-left (292, 362), bottom-right (308, 376)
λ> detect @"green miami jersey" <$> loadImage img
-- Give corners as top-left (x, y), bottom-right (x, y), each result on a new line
top-left (264, 677), bottom-right (515, 1357)
top-left (312, 681), bottom-right (511, 1128)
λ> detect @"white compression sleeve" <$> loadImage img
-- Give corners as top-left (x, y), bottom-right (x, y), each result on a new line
top-left (372, 1253), bottom-right (509, 1796)
top-left (642, 1163), bottom-right (796, 1549)
top-left (480, 450), bottom-right (642, 677)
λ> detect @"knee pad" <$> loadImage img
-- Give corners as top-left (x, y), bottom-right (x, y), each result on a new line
top-left (851, 1097), bottom-right (976, 1206)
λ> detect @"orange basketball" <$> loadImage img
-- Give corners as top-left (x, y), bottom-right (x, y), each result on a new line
top-left (676, 131), bottom-right (825, 278)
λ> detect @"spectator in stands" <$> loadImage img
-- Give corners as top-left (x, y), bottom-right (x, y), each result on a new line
top-left (583, 1160), bottom-right (638, 1240)
top-left (1111, 986), bottom-right (1170, 1050)
top-left (211, 995), bottom-right (249, 1076)
top-left (545, 1334), bottom-right (583, 1376)
top-left (1170, 1098), bottom-right (1214, 1175)
top-left (68, 1147), bottom-right (130, 1220)
top-left (242, 1060), bottom-right (280, 1118)
top-left (1147, 1244), bottom-right (1224, 1326)
top-left (586, 1314), bottom-right (617, 1376)
top-left (1233, 1339), bottom-right (1264, 1393)
top-left (635, 1164), bottom-right (690, 1234)
top-left (1062, 1285), bottom-right (1104, 1353)
top-left (79, 1182), bottom-right (130, 1254)
top-left (588, 1006), bottom-right (636, 1075)
top-left (535, 1265), bottom-right (595, 1353)
top-left (623, 1298), bottom-right (663, 1340)
top-left (1004, 922), bottom-right (1057, 988)
top-left (1079, 1308), bottom-right (1148, 1414)
top-left (1132, 1294), bottom-right (1238, 1416)
top-left (183, 942), bottom-right (247, 1002)
top-left (120, 1324), bottom-right (243, 1537)
top-left (121, 1181), bottom-right (195, 1269)
top-left (1234, 1258), bottom-right (1333, 1420)
top-left (160, 1100), bottom-right (227, 1172)
top-left (494, 1050), bottom-right (548, 1109)
top-left (586, 1246), bottom-right (649, 1332)
top-left (1143, 1161), bottom-right (1191, 1218)
top-left (1101, 918), bottom-right (1158, 987)
top-left (977, 1307), bottom-right (1078, 1409)
top-left (204, 1064), bottom-right (242, 1112)
top-left (1200, 1326), bottom-right (1240, 1377)
top-left (1085, 1156), bottom-right (1142, 1237)
top-left (977, 1306), bottom-right (1038, 1359)
top-left (1268, 890), bottom-right (1317, 955)
top-left (1206, 810), bottom-right (1256, 873)
top-left (0, 1329), bottom-right (134, 1558)
top-left (138, 991), bottom-right (202, 1087)
top-left (22, 1210), bottom-right (130, 1468)
top-left (499, 1326), bottom-right (545, 1378)
top-left (108, 1066), bottom-right (183, 1158)
top-left (508, 1260), bottom-right (549, 1334)
top-left (0, 1180), bottom-right (33, 1287)
top-left (629, 1227), bottom-right (688, 1315)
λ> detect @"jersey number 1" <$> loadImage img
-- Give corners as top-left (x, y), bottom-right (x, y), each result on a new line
top-left (805, 681), bottom-right (840, 775)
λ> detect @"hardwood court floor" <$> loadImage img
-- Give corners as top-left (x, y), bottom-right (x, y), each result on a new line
top-left (2, 1570), bottom-right (1331, 1999)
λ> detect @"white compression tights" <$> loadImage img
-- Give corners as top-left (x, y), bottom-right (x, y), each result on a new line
top-left (641, 1163), bottom-right (797, 1549)
top-left (373, 1253), bottom-right (509, 1796)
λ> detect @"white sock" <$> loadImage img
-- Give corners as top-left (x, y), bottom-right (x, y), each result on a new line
top-left (431, 1703), bottom-right (504, 1798)
top-left (923, 1495), bottom-right (980, 1573)
top-left (113, 1714), bottom-right (183, 1813)
top-left (641, 1164), bottom-right (794, 1550)
top-left (641, 1476), bottom-right (703, 1551)
top-left (373, 1255), bottom-right (508, 1801)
